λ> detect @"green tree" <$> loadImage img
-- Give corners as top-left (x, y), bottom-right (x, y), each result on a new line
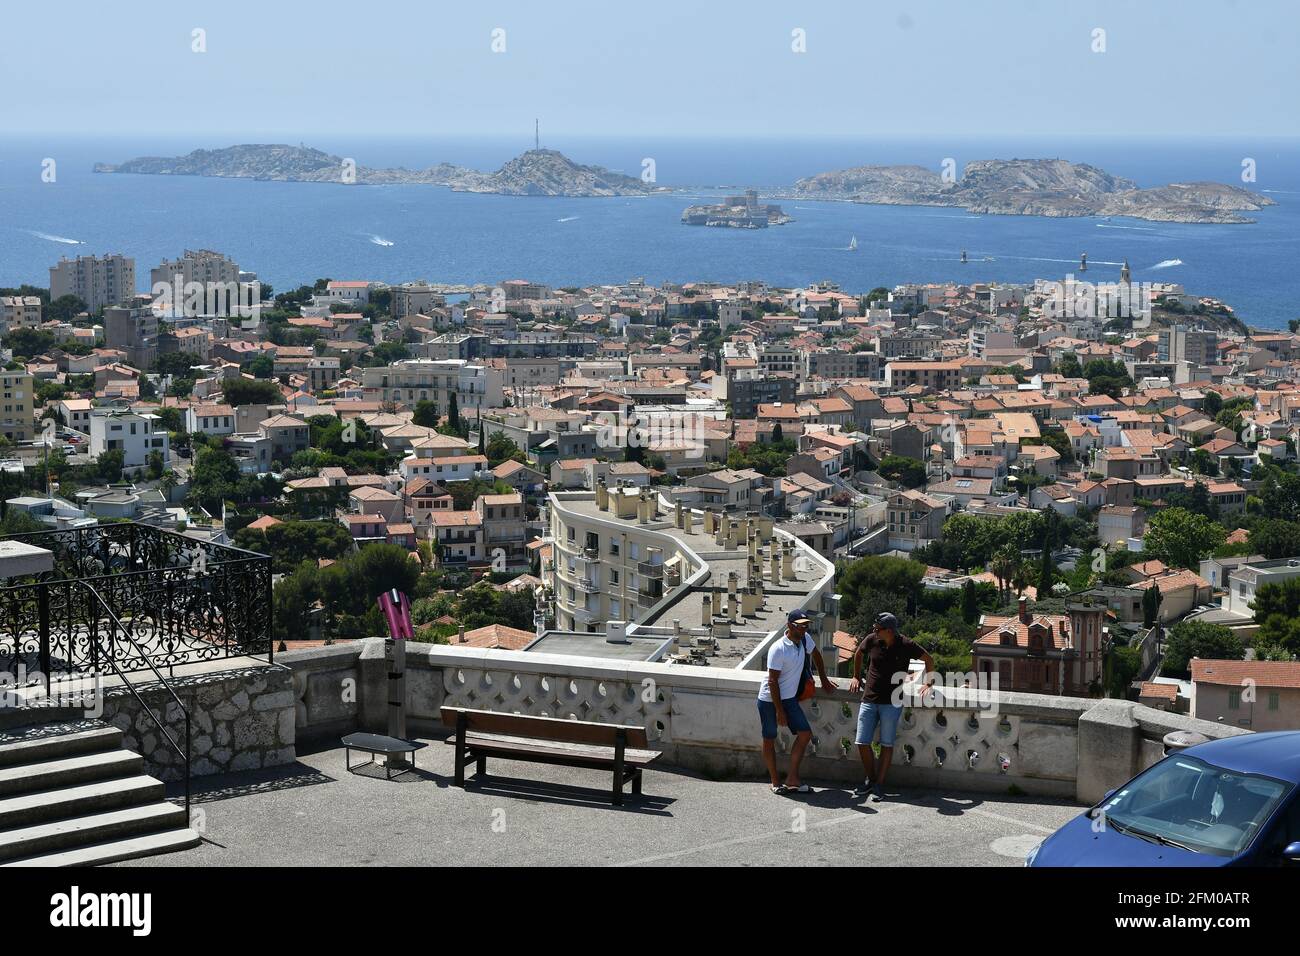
top-left (1161, 620), bottom-right (1244, 679)
top-left (222, 378), bottom-right (282, 407)
top-left (1141, 583), bottom-right (1162, 627)
top-left (836, 555), bottom-right (925, 619)
top-left (188, 446), bottom-right (241, 513)
top-left (877, 454), bottom-right (927, 489)
top-left (1247, 519), bottom-right (1300, 560)
top-left (1082, 358), bottom-right (1135, 399)
top-left (413, 400), bottom-right (438, 429)
top-left (961, 579), bottom-right (979, 624)
top-left (1143, 508), bottom-right (1227, 570)
top-left (1108, 645), bottom-right (1143, 698)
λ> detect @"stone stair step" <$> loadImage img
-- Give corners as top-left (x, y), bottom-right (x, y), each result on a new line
top-left (0, 774), bottom-right (162, 830)
top-left (0, 725), bottom-right (124, 768)
top-left (0, 802), bottom-right (187, 861)
top-left (0, 750), bottom-right (142, 797)
top-left (2, 827), bottom-right (201, 867)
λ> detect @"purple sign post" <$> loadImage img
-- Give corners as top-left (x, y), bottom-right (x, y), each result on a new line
top-left (377, 589), bottom-right (414, 767)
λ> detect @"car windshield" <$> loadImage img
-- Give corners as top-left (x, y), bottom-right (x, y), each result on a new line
top-left (1094, 755), bottom-right (1291, 857)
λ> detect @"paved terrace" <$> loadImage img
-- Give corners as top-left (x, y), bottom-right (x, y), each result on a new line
top-left (118, 739), bottom-right (1080, 867)
top-left (555, 495), bottom-right (834, 665)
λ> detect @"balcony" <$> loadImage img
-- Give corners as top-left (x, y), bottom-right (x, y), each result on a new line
top-left (0, 523), bottom-right (272, 681)
top-left (637, 561), bottom-right (664, 578)
top-left (572, 577), bottom-right (601, 594)
top-left (124, 639), bottom-right (1249, 867)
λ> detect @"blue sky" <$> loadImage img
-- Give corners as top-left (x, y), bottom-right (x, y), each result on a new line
top-left (2, 0), bottom-right (1296, 139)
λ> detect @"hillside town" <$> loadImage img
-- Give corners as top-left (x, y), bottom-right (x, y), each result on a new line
top-left (2, 249), bottom-right (1299, 733)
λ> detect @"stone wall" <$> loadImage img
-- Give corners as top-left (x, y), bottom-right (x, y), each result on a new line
top-left (101, 664), bottom-right (296, 781)
top-left (280, 640), bottom-right (1249, 802)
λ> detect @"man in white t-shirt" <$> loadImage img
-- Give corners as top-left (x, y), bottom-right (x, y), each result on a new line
top-left (757, 608), bottom-right (836, 794)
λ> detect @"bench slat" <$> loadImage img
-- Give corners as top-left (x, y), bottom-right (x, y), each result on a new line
top-left (440, 706), bottom-right (649, 749)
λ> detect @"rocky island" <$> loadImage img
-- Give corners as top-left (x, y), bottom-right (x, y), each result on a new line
top-left (787, 158), bottom-right (1274, 223)
top-left (681, 190), bottom-right (792, 228)
top-left (93, 144), bottom-right (667, 197)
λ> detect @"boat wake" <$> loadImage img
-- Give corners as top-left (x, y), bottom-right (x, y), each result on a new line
top-left (557, 216), bottom-right (580, 223)
top-left (1150, 258), bottom-right (1183, 270)
top-left (366, 234), bottom-right (394, 247)
top-left (27, 230), bottom-right (83, 245)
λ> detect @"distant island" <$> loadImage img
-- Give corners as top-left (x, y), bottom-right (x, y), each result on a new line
top-left (785, 158), bottom-right (1274, 223)
top-left (94, 144), bottom-right (668, 197)
top-left (681, 190), bottom-right (792, 228)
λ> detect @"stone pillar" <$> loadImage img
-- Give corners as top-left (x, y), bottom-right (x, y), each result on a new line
top-left (741, 587), bottom-right (759, 618)
top-left (701, 592), bottom-right (713, 622)
top-left (703, 511), bottom-right (717, 535)
top-left (781, 542), bottom-right (795, 580)
top-left (770, 551), bottom-right (781, 586)
top-left (674, 498), bottom-right (684, 529)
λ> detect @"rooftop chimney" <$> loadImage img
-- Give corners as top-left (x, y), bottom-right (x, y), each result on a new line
top-left (1018, 595), bottom-right (1030, 624)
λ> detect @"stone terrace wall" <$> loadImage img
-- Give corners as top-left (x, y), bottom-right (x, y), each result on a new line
top-left (101, 664), bottom-right (295, 781)
top-left (281, 640), bottom-right (1249, 802)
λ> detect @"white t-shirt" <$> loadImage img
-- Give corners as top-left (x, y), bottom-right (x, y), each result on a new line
top-left (757, 633), bottom-right (815, 702)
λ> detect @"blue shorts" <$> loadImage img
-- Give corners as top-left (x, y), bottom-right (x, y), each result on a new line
top-left (856, 702), bottom-right (902, 747)
top-left (757, 698), bottom-right (811, 739)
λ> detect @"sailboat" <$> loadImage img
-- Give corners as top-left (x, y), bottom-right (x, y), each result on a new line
top-left (848, 236), bottom-right (858, 251)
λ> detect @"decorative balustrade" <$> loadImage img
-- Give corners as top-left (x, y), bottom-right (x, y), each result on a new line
top-left (283, 640), bottom-right (1252, 803)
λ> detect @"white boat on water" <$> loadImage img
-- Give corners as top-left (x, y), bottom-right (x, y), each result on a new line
top-left (848, 236), bottom-right (857, 251)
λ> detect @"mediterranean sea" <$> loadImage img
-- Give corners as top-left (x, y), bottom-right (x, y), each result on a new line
top-left (1, 135), bottom-right (1297, 327)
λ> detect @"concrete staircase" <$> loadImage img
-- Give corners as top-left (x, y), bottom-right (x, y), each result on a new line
top-left (0, 719), bottom-right (200, 866)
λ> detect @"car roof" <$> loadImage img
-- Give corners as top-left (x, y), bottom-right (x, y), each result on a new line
top-left (1185, 731), bottom-right (1300, 785)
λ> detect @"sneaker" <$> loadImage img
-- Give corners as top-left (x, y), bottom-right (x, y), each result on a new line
top-left (870, 785), bottom-right (885, 802)
top-left (853, 779), bottom-right (872, 797)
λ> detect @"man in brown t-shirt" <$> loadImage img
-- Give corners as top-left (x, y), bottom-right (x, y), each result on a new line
top-left (849, 612), bottom-right (934, 800)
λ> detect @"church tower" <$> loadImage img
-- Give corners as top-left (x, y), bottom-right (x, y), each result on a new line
top-left (1120, 258), bottom-right (1131, 284)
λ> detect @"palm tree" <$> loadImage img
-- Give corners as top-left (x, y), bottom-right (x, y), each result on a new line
top-left (159, 470), bottom-right (179, 500)
top-left (990, 545), bottom-right (1020, 604)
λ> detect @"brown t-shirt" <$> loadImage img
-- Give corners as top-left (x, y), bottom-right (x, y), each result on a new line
top-left (857, 633), bottom-right (924, 705)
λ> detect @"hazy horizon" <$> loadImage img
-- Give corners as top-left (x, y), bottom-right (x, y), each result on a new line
top-left (3, 0), bottom-right (1296, 139)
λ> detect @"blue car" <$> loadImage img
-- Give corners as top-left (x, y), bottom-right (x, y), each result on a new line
top-left (1028, 731), bottom-right (1300, 867)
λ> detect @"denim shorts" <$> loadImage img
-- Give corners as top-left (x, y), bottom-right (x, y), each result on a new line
top-left (856, 701), bottom-right (902, 747)
top-left (757, 698), bottom-right (811, 739)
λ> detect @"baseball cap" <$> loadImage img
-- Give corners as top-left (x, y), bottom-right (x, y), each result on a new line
top-left (874, 612), bottom-right (900, 631)
top-left (787, 608), bottom-right (812, 626)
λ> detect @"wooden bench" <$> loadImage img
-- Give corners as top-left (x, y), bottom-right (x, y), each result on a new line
top-left (440, 707), bottom-right (660, 806)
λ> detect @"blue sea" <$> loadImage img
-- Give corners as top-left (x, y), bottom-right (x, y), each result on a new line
top-left (1, 135), bottom-right (1297, 327)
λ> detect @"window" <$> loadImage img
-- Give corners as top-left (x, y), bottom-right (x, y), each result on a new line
top-left (1268, 692), bottom-right (1280, 712)
top-left (1228, 689), bottom-right (1242, 710)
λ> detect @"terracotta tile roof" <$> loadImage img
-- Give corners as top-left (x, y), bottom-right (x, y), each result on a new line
top-left (1191, 659), bottom-right (1300, 690)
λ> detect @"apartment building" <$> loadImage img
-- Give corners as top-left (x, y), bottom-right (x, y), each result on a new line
top-left (886, 489), bottom-right (947, 552)
top-left (476, 492), bottom-right (528, 568)
top-left (150, 249), bottom-right (240, 290)
top-left (50, 253), bottom-right (135, 314)
top-left (390, 283), bottom-right (445, 319)
top-left (102, 300), bottom-right (158, 369)
top-left (0, 296), bottom-right (42, 332)
top-left (0, 372), bottom-right (34, 442)
top-left (88, 409), bottom-right (169, 470)
top-left (359, 358), bottom-right (502, 413)
top-left (1158, 325), bottom-right (1219, 367)
top-left (883, 361), bottom-right (962, 392)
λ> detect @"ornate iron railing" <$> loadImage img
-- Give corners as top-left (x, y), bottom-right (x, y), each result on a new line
top-left (0, 523), bottom-right (272, 681)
